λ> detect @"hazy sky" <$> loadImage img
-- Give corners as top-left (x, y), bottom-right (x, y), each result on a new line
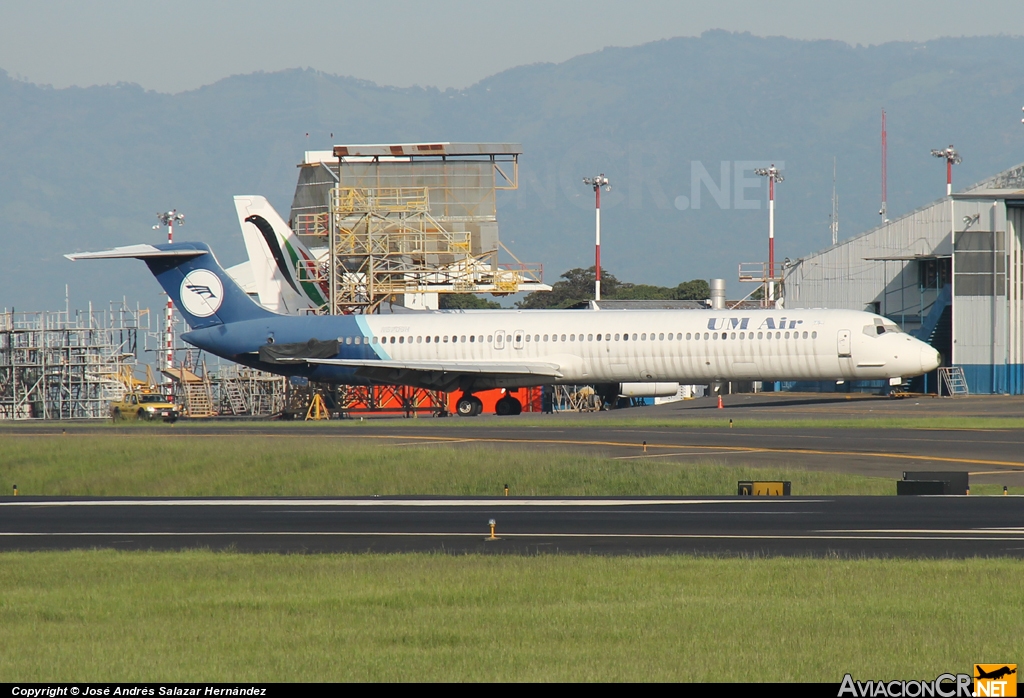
top-left (2, 0), bottom-right (1022, 93)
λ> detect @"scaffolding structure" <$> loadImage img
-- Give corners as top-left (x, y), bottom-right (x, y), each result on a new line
top-left (337, 384), bottom-right (447, 416)
top-left (216, 365), bottom-right (288, 416)
top-left (552, 385), bottom-right (603, 412)
top-left (279, 382), bottom-right (447, 419)
top-left (737, 262), bottom-right (787, 308)
top-left (290, 143), bottom-right (545, 314)
top-left (0, 302), bottom-right (148, 419)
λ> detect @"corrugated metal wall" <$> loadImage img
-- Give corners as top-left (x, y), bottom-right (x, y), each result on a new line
top-left (785, 197), bottom-right (952, 329)
top-left (786, 193), bottom-right (1024, 394)
top-left (1008, 207), bottom-right (1024, 393)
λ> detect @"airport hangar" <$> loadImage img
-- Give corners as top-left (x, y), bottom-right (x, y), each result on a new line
top-left (782, 161), bottom-right (1024, 395)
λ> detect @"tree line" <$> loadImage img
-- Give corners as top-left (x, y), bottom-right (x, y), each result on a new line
top-left (439, 267), bottom-right (710, 310)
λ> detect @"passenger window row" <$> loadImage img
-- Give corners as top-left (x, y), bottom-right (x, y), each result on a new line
top-left (341, 329), bottom-right (820, 345)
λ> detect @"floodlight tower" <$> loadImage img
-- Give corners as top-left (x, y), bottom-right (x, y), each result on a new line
top-left (930, 145), bottom-right (961, 196)
top-left (582, 174), bottom-right (611, 301)
top-left (754, 164), bottom-right (784, 303)
top-left (153, 210), bottom-right (184, 374)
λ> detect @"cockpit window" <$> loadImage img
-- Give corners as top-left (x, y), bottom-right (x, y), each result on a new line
top-left (865, 321), bottom-right (903, 337)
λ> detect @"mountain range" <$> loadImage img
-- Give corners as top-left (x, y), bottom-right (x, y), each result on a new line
top-left (2, 30), bottom-right (1023, 313)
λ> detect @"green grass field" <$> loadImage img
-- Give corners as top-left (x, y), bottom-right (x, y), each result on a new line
top-left (2, 431), bottom-right (1019, 682)
top-left (1, 432), bottom-right (902, 496)
top-left (1, 551), bottom-right (1020, 682)
top-left (2, 432), bottom-right (1020, 496)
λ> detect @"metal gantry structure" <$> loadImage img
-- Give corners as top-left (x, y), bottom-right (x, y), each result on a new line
top-left (288, 143), bottom-right (545, 315)
top-left (0, 302), bottom-right (148, 419)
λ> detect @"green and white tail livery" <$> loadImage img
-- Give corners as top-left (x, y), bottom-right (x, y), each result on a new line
top-left (234, 195), bottom-right (329, 315)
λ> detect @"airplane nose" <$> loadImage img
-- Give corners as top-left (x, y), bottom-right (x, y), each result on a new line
top-left (920, 344), bottom-right (941, 373)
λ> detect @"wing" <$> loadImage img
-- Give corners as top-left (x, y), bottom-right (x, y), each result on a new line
top-left (298, 357), bottom-right (563, 392)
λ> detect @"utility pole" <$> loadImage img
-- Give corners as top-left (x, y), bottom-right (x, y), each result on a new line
top-left (755, 165), bottom-right (784, 303)
top-left (153, 210), bottom-right (184, 376)
top-left (582, 174), bottom-right (611, 301)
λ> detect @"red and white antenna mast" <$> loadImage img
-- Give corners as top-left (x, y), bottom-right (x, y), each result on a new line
top-left (880, 109), bottom-right (888, 221)
top-left (755, 164), bottom-right (784, 303)
top-left (831, 157), bottom-right (839, 245)
top-left (154, 210), bottom-right (185, 377)
top-left (582, 174), bottom-right (611, 301)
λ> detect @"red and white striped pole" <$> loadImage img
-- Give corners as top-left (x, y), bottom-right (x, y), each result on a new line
top-left (755, 165), bottom-right (784, 304)
top-left (931, 145), bottom-right (961, 197)
top-left (595, 185), bottom-right (602, 301)
top-left (154, 210), bottom-right (184, 377)
top-left (768, 174), bottom-right (775, 299)
top-left (166, 220), bottom-right (174, 371)
top-left (583, 174), bottom-right (610, 301)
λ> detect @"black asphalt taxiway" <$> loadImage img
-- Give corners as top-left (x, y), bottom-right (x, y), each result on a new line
top-left (2, 495), bottom-right (1022, 557)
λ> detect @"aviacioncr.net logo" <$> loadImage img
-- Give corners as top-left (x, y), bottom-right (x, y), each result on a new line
top-left (839, 673), bottom-right (973, 697)
top-left (179, 269), bottom-right (223, 318)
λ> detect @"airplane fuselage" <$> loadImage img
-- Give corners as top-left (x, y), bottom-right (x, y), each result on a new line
top-left (183, 307), bottom-right (940, 389)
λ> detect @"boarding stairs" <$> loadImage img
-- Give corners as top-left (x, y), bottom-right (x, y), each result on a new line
top-left (222, 377), bottom-right (249, 415)
top-left (163, 365), bottom-right (216, 417)
top-left (182, 380), bottom-right (215, 417)
top-left (914, 284), bottom-right (952, 346)
top-left (938, 367), bottom-right (969, 397)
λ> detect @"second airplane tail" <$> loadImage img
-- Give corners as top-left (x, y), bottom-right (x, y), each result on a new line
top-left (234, 195), bottom-right (328, 314)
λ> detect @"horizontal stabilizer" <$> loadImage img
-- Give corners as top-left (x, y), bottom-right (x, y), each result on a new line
top-left (64, 241), bottom-right (272, 329)
top-left (65, 244), bottom-right (208, 261)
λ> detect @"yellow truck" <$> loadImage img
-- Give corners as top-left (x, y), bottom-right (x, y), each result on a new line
top-left (111, 392), bottom-right (180, 422)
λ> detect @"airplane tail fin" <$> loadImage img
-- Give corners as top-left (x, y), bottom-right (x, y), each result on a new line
top-left (234, 195), bottom-right (328, 313)
top-left (66, 243), bottom-right (274, 329)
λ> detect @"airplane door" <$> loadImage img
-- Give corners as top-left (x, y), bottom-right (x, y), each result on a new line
top-left (837, 330), bottom-right (852, 357)
top-left (493, 332), bottom-right (505, 350)
top-left (513, 330), bottom-right (525, 350)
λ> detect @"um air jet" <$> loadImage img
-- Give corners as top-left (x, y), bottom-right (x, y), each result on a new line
top-left (67, 242), bottom-right (941, 416)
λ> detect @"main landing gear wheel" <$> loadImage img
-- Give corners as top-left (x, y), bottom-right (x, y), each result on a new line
top-left (495, 396), bottom-right (522, 416)
top-left (456, 395), bottom-right (483, 417)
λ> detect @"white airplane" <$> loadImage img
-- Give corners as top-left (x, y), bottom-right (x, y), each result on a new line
top-left (67, 241), bottom-right (942, 416)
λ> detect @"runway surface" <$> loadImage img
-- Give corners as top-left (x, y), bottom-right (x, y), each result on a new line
top-left (2, 495), bottom-right (1022, 557)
